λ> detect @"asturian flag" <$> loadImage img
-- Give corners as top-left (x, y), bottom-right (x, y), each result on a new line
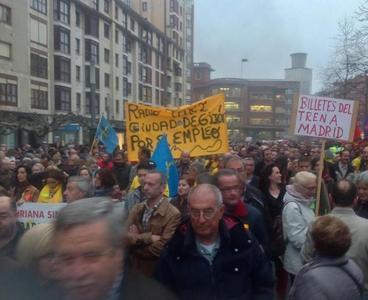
top-left (151, 135), bottom-right (179, 197)
top-left (95, 116), bottom-right (118, 154)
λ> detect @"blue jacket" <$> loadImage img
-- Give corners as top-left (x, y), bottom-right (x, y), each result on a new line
top-left (155, 217), bottom-right (275, 300)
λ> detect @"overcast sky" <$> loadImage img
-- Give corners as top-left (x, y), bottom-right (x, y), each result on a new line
top-left (194, 0), bottom-right (363, 93)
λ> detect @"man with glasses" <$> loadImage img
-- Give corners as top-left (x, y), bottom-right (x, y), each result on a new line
top-left (214, 169), bottom-right (270, 256)
top-left (156, 183), bottom-right (274, 299)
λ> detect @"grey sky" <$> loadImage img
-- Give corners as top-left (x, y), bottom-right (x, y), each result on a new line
top-left (194, 0), bottom-right (363, 93)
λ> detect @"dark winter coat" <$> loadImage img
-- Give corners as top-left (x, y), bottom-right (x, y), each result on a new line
top-left (155, 217), bottom-right (275, 300)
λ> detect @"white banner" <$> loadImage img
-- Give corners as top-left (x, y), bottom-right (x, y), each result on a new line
top-left (16, 203), bottom-right (66, 229)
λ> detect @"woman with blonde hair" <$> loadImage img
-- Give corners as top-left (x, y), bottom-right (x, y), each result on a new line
top-left (16, 224), bottom-right (57, 279)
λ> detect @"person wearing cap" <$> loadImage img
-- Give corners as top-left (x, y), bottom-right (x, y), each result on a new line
top-left (38, 168), bottom-right (65, 203)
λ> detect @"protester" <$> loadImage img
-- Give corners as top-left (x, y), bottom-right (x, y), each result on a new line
top-left (94, 168), bottom-right (116, 197)
top-left (170, 175), bottom-right (195, 219)
top-left (38, 168), bottom-right (65, 203)
top-left (0, 196), bottom-right (24, 258)
top-left (333, 150), bottom-right (355, 182)
top-left (302, 180), bottom-right (368, 297)
top-left (11, 165), bottom-right (39, 203)
top-left (63, 176), bottom-right (93, 203)
top-left (124, 161), bottom-right (156, 213)
top-left (255, 148), bottom-right (274, 176)
top-left (126, 170), bottom-right (181, 276)
top-left (16, 223), bottom-right (61, 296)
top-left (282, 171), bottom-right (316, 281)
top-left (214, 169), bottom-right (270, 255)
top-left (243, 156), bottom-right (259, 187)
top-left (289, 215), bottom-right (363, 300)
top-left (176, 151), bottom-right (191, 176)
top-left (155, 184), bottom-right (274, 299)
top-left (129, 146), bottom-right (151, 188)
top-left (78, 166), bottom-right (93, 180)
top-left (112, 151), bottom-right (131, 191)
top-left (0, 157), bottom-right (13, 190)
top-left (355, 170), bottom-right (368, 219)
top-left (53, 197), bottom-right (175, 300)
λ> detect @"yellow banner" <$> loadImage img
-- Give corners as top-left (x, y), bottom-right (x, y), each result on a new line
top-left (125, 94), bottom-right (229, 161)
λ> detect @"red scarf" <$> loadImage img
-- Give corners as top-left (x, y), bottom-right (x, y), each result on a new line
top-left (232, 200), bottom-right (248, 218)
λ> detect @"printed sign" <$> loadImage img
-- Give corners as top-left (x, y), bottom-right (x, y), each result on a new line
top-left (291, 95), bottom-right (359, 141)
top-left (125, 94), bottom-right (228, 161)
top-left (17, 203), bottom-right (66, 230)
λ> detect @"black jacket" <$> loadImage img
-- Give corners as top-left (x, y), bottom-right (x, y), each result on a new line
top-left (155, 217), bottom-right (274, 300)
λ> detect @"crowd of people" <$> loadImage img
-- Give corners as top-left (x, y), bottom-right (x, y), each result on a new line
top-left (1, 139), bottom-right (368, 299)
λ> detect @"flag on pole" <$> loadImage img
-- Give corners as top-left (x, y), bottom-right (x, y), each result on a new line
top-left (95, 116), bottom-right (118, 154)
top-left (151, 135), bottom-right (179, 197)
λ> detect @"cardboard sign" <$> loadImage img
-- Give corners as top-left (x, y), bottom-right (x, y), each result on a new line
top-left (125, 94), bottom-right (229, 161)
top-left (290, 95), bottom-right (359, 141)
top-left (17, 203), bottom-right (66, 229)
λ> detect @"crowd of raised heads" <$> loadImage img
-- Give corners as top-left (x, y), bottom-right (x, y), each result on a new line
top-left (1, 139), bottom-right (368, 300)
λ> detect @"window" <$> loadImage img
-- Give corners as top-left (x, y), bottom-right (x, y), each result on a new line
top-left (85, 39), bottom-right (99, 63)
top-left (104, 23), bottom-right (110, 38)
top-left (123, 56), bottom-right (131, 75)
top-left (122, 11), bottom-right (127, 27)
top-left (123, 77), bottom-right (131, 97)
top-left (75, 10), bottom-right (80, 26)
top-left (54, 26), bottom-right (70, 54)
top-left (0, 4), bottom-right (11, 24)
top-left (224, 101), bottom-right (239, 110)
top-left (30, 18), bottom-right (47, 45)
top-left (76, 93), bottom-right (81, 112)
top-left (55, 86), bottom-right (71, 111)
top-left (76, 65), bottom-right (81, 81)
top-left (104, 0), bottom-right (110, 13)
top-left (31, 0), bottom-right (47, 14)
top-left (92, 0), bottom-right (99, 10)
top-left (0, 80), bottom-right (17, 106)
top-left (75, 38), bottom-right (80, 54)
top-left (85, 92), bottom-right (100, 114)
top-left (123, 36), bottom-right (132, 53)
top-left (104, 73), bottom-right (110, 87)
top-left (104, 48), bottom-right (110, 63)
top-left (0, 41), bottom-right (11, 59)
top-left (85, 66), bottom-right (100, 88)
top-left (115, 5), bottom-right (118, 19)
top-left (54, 0), bottom-right (70, 24)
top-left (31, 53), bottom-right (48, 79)
top-left (250, 105), bottom-right (272, 112)
top-left (54, 56), bottom-right (71, 82)
top-left (130, 18), bottom-right (135, 31)
top-left (142, 2), bottom-right (147, 11)
top-left (115, 29), bottom-right (119, 43)
top-left (116, 100), bottom-right (119, 113)
top-left (138, 85), bottom-right (152, 102)
top-left (85, 13), bottom-right (99, 38)
top-left (31, 85), bottom-right (48, 109)
top-left (115, 53), bottom-right (119, 67)
top-left (115, 76), bottom-right (119, 90)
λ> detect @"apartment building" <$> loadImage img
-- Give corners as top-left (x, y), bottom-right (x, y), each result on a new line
top-left (127, 0), bottom-right (194, 103)
top-left (0, 0), bottom-right (189, 146)
top-left (192, 63), bottom-right (300, 141)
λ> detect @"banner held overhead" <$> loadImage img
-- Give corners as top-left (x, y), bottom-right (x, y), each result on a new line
top-left (125, 94), bottom-right (228, 161)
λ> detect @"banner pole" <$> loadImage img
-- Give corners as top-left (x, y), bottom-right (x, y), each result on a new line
top-left (315, 140), bottom-right (326, 216)
top-left (90, 116), bottom-right (101, 154)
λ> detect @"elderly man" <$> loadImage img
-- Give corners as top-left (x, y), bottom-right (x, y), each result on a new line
top-left (302, 180), bottom-right (368, 298)
top-left (155, 184), bottom-right (274, 299)
top-left (53, 197), bottom-right (175, 300)
top-left (0, 196), bottom-right (24, 258)
top-left (282, 171), bottom-right (316, 280)
top-left (127, 170), bottom-right (180, 276)
top-left (63, 176), bottom-right (93, 203)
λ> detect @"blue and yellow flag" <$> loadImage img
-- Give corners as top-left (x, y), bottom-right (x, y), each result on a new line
top-left (151, 135), bottom-right (179, 197)
top-left (95, 116), bottom-right (118, 154)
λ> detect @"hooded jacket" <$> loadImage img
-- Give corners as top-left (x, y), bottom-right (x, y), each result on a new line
top-left (282, 185), bottom-right (315, 275)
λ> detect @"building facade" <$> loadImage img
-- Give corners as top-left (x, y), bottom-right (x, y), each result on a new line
top-left (285, 52), bottom-right (312, 95)
top-left (193, 63), bottom-right (300, 141)
top-left (0, 0), bottom-right (190, 147)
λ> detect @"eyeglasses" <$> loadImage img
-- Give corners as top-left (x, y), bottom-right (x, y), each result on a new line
top-left (189, 208), bottom-right (218, 220)
top-left (219, 185), bottom-right (241, 193)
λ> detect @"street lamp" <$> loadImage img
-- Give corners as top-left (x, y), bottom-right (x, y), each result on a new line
top-left (241, 58), bottom-right (248, 78)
